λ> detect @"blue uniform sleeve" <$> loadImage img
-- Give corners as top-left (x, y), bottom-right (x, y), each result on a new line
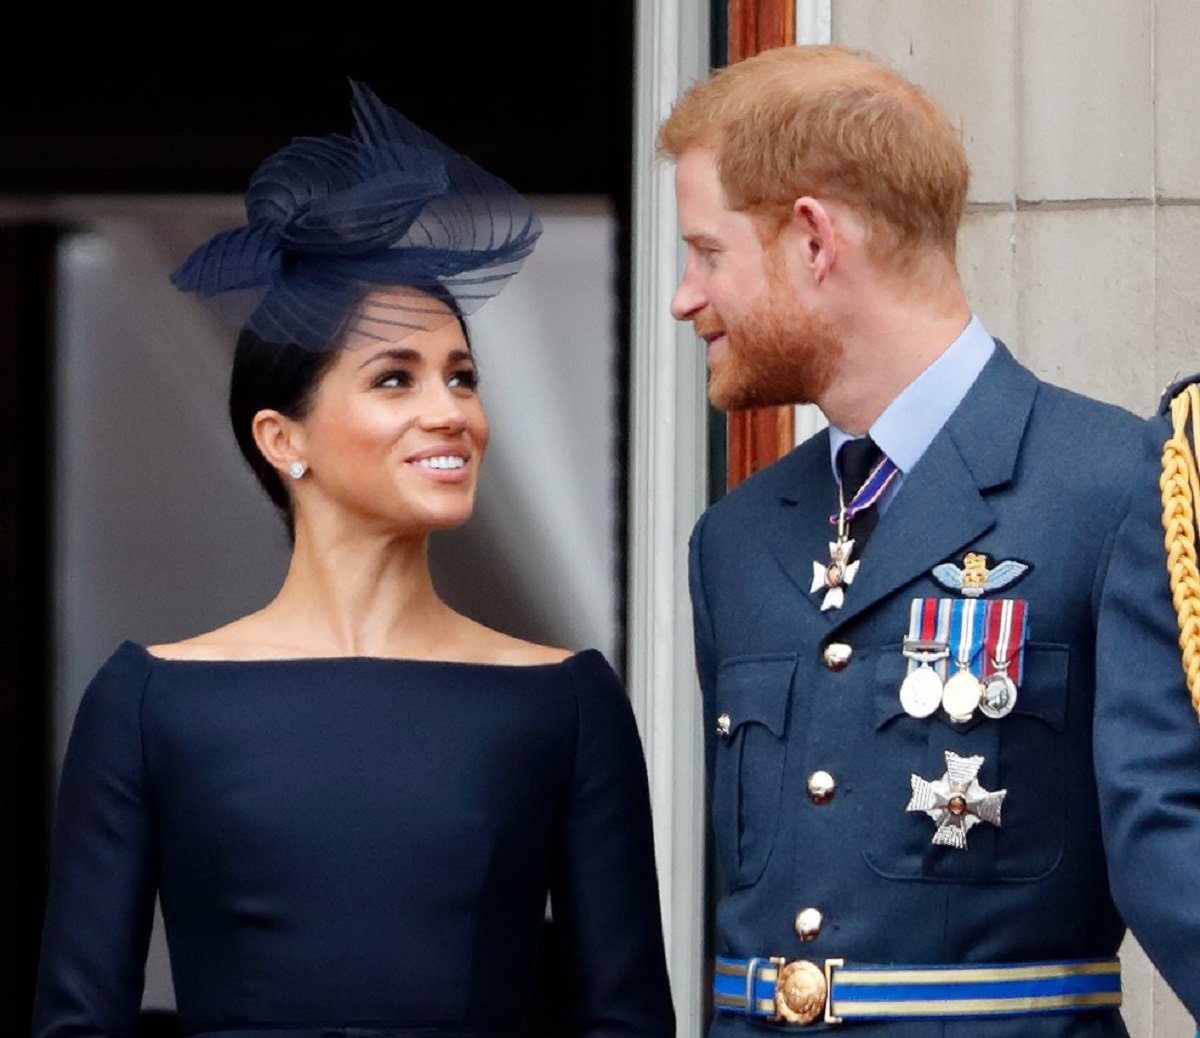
top-left (32, 644), bottom-right (159, 1038)
top-left (1095, 416), bottom-right (1200, 1020)
top-left (550, 651), bottom-right (675, 1037)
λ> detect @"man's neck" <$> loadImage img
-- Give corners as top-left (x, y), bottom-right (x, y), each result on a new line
top-left (817, 278), bottom-right (971, 435)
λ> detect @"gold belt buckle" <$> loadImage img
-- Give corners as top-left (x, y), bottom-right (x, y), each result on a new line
top-left (769, 957), bottom-right (844, 1026)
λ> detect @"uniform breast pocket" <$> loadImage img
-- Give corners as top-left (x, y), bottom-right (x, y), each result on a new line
top-left (863, 643), bottom-right (1069, 884)
top-left (711, 654), bottom-right (794, 889)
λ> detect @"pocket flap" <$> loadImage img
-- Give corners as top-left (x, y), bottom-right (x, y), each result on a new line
top-left (1013, 643), bottom-right (1068, 732)
top-left (714, 654), bottom-right (796, 737)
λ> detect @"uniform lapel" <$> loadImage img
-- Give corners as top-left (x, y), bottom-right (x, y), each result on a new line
top-left (827, 343), bottom-right (1038, 630)
top-left (764, 431), bottom-right (843, 628)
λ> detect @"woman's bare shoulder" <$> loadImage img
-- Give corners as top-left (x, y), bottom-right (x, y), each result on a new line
top-left (461, 620), bottom-right (576, 666)
top-left (145, 615), bottom-right (289, 661)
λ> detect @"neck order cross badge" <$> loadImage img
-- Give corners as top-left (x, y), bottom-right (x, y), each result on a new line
top-left (811, 451), bottom-right (900, 610)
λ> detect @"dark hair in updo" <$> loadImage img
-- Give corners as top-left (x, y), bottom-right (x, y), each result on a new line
top-left (228, 329), bottom-right (339, 531)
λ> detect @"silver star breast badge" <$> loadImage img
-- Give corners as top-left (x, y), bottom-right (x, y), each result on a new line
top-left (811, 538), bottom-right (859, 611)
top-left (907, 750), bottom-right (1006, 850)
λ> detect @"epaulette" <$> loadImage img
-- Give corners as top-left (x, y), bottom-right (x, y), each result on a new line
top-left (1157, 377), bottom-right (1200, 722)
top-left (1158, 372), bottom-right (1200, 416)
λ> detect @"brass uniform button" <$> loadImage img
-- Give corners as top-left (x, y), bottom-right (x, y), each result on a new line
top-left (794, 907), bottom-right (824, 941)
top-left (822, 642), bottom-right (852, 671)
top-left (716, 712), bottom-right (731, 737)
top-left (807, 770), bottom-right (836, 804)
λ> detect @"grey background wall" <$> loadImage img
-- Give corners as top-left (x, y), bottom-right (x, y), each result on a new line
top-left (830, 2), bottom-right (1200, 1033)
top-left (833, 0), bottom-right (1199, 416)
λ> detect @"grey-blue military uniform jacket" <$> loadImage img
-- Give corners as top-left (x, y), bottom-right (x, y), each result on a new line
top-left (689, 343), bottom-right (1200, 1036)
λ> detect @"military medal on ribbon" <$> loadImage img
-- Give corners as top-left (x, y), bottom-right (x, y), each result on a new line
top-left (899, 600), bottom-right (951, 717)
top-left (979, 599), bottom-right (1027, 719)
top-left (898, 599), bottom-right (1029, 723)
top-left (812, 453), bottom-right (900, 610)
top-left (898, 598), bottom-right (963, 719)
top-left (942, 598), bottom-right (985, 722)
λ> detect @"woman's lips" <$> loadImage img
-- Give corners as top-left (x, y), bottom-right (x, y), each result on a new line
top-left (405, 447), bottom-right (472, 483)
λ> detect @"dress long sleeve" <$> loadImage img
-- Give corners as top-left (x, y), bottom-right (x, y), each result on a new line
top-left (550, 652), bottom-right (675, 1037)
top-left (32, 646), bottom-right (158, 1038)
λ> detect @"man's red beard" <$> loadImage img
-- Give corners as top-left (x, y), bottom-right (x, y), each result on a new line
top-left (702, 293), bottom-right (843, 413)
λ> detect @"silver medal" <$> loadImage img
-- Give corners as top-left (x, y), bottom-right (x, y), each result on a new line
top-left (899, 637), bottom-right (949, 718)
top-left (979, 671), bottom-right (1018, 719)
top-left (899, 665), bottom-right (943, 718)
top-left (941, 668), bottom-right (982, 722)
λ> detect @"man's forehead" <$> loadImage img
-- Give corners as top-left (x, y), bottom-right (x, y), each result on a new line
top-left (674, 149), bottom-right (730, 216)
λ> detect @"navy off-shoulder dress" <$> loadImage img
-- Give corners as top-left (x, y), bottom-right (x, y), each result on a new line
top-left (32, 642), bottom-right (674, 1038)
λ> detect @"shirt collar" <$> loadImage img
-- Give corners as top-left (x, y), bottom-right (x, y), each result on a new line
top-left (829, 314), bottom-right (995, 477)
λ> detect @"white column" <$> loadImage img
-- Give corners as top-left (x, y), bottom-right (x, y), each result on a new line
top-left (629, 2), bottom-right (710, 1035)
top-left (794, 0), bottom-right (833, 445)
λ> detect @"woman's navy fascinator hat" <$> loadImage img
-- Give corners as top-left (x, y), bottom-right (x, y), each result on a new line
top-left (171, 80), bottom-right (542, 351)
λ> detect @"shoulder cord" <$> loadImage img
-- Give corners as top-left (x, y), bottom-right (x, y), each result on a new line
top-left (1160, 383), bottom-right (1200, 722)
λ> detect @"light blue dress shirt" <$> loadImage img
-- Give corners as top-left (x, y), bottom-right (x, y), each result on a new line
top-left (828, 314), bottom-right (996, 513)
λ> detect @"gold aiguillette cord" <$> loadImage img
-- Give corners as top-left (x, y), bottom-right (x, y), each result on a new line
top-left (1160, 383), bottom-right (1200, 723)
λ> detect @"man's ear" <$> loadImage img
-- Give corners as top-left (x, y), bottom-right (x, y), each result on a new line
top-left (252, 409), bottom-right (307, 475)
top-left (790, 196), bottom-right (839, 285)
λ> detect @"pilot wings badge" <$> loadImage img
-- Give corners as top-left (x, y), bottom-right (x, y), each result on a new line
top-left (931, 552), bottom-right (1030, 599)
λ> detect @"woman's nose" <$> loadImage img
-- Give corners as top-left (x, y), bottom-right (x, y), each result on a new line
top-left (418, 384), bottom-right (469, 432)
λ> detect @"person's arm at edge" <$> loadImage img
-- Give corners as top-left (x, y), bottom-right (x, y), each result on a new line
top-left (1095, 414), bottom-right (1200, 1022)
top-left (31, 645), bottom-right (159, 1037)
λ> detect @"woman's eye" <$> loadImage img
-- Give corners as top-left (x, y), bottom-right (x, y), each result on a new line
top-left (448, 368), bottom-right (480, 391)
top-left (375, 369), bottom-right (413, 389)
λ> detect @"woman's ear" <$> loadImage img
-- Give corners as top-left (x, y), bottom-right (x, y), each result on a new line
top-left (252, 409), bottom-right (306, 476)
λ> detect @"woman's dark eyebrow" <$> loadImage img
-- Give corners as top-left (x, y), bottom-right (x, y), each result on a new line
top-left (357, 347), bottom-right (474, 370)
top-left (357, 347), bottom-right (421, 370)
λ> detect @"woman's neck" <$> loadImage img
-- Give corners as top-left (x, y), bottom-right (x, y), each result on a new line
top-left (262, 518), bottom-right (461, 659)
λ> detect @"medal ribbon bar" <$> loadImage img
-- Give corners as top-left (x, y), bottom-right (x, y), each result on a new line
top-left (982, 598), bottom-right (1028, 683)
top-left (906, 598), bottom-right (955, 682)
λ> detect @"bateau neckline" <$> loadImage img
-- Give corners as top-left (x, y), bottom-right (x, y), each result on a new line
top-left (122, 639), bottom-right (598, 670)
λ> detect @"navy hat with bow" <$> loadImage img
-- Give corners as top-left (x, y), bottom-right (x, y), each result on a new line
top-left (172, 80), bottom-right (542, 350)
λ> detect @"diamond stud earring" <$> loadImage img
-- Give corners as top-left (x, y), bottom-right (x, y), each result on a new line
top-left (288, 461), bottom-right (308, 480)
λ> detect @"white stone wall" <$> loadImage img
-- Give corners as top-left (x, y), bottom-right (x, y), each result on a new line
top-left (832, 3), bottom-right (1200, 1033)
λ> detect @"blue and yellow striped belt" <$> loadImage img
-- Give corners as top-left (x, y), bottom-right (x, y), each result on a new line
top-left (713, 955), bottom-right (1122, 1026)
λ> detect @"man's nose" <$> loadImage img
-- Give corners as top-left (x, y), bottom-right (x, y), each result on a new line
top-left (670, 272), bottom-right (705, 321)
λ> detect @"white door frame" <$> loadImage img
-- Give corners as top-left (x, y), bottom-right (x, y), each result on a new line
top-left (627, 4), bottom-right (830, 1034)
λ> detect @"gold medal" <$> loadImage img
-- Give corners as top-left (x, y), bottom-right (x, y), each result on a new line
top-left (941, 667), bottom-right (982, 722)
